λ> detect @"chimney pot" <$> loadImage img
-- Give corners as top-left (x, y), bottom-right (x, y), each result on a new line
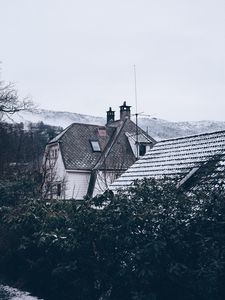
top-left (120, 101), bottom-right (131, 121)
top-left (106, 107), bottom-right (115, 124)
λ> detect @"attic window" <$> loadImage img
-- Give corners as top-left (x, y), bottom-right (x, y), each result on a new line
top-left (90, 140), bottom-right (101, 152)
top-left (50, 148), bottom-right (58, 159)
top-left (139, 144), bottom-right (146, 156)
top-left (57, 183), bottom-right (61, 197)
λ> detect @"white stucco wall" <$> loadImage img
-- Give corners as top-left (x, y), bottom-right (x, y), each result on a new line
top-left (43, 143), bottom-right (67, 199)
top-left (44, 144), bottom-right (91, 199)
top-left (44, 144), bottom-right (66, 178)
top-left (65, 171), bottom-right (91, 200)
top-left (93, 170), bottom-right (121, 197)
top-left (54, 148), bottom-right (66, 179)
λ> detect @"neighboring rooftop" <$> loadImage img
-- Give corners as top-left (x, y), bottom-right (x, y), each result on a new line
top-left (110, 130), bottom-right (225, 190)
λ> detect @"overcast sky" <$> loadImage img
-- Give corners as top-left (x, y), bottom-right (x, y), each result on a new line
top-left (0, 0), bottom-right (224, 121)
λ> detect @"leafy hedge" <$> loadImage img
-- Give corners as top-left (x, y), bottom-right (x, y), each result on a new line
top-left (0, 178), bottom-right (225, 300)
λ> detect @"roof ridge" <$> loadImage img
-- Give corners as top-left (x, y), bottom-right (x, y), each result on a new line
top-left (93, 119), bottom-right (128, 170)
top-left (48, 122), bottom-right (108, 144)
top-left (158, 129), bottom-right (225, 143)
top-left (48, 123), bottom-right (74, 144)
top-left (68, 122), bottom-right (105, 127)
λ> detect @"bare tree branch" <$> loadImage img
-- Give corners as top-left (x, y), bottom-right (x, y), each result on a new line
top-left (0, 80), bottom-right (34, 120)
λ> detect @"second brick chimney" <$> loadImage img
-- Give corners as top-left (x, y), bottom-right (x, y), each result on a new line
top-left (120, 101), bottom-right (131, 121)
top-left (106, 107), bottom-right (115, 124)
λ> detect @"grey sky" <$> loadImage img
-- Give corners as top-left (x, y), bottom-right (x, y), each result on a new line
top-left (0, 0), bottom-right (224, 121)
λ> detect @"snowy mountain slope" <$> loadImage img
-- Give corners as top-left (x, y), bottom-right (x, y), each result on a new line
top-left (10, 109), bottom-right (104, 128)
top-left (8, 109), bottom-right (225, 141)
top-left (139, 118), bottom-right (225, 140)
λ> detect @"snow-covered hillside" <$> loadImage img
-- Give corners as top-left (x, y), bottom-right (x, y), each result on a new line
top-left (10, 109), bottom-right (104, 128)
top-left (140, 118), bottom-right (225, 140)
top-left (8, 109), bottom-right (225, 141)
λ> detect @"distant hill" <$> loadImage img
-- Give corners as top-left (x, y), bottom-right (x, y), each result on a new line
top-left (8, 109), bottom-right (225, 141)
top-left (139, 118), bottom-right (225, 140)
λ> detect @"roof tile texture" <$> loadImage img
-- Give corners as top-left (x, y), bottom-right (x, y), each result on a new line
top-left (110, 130), bottom-right (225, 189)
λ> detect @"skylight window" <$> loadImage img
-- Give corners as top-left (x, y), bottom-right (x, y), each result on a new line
top-left (90, 140), bottom-right (101, 152)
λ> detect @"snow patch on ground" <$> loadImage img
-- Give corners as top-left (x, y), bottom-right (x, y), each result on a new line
top-left (0, 285), bottom-right (42, 300)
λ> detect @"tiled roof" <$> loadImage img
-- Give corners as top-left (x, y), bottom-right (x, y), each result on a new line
top-left (48, 119), bottom-right (155, 171)
top-left (48, 124), bottom-right (73, 144)
top-left (52, 123), bottom-right (114, 170)
top-left (101, 119), bottom-right (155, 170)
top-left (110, 130), bottom-right (225, 190)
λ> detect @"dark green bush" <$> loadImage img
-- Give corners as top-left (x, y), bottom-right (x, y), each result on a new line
top-left (0, 178), bottom-right (225, 300)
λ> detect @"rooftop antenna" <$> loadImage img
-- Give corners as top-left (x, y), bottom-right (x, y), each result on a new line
top-left (133, 64), bottom-right (139, 159)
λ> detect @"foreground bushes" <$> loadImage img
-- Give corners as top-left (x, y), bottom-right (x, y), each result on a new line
top-left (0, 179), bottom-right (225, 300)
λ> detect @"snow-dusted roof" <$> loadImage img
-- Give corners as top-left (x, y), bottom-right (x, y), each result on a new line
top-left (110, 130), bottom-right (225, 190)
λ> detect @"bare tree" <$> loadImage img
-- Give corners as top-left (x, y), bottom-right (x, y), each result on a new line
top-left (0, 80), bottom-right (34, 120)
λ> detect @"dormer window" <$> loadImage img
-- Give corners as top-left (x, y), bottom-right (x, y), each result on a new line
top-left (139, 144), bottom-right (146, 156)
top-left (90, 140), bottom-right (101, 152)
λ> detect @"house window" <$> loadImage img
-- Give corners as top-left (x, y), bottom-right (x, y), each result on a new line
top-left (50, 148), bottom-right (58, 159)
top-left (57, 183), bottom-right (61, 197)
top-left (90, 140), bottom-right (101, 152)
top-left (50, 149), bottom-right (54, 158)
top-left (139, 144), bottom-right (146, 156)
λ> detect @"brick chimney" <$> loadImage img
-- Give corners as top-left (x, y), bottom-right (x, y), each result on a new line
top-left (120, 101), bottom-right (131, 121)
top-left (106, 107), bottom-right (115, 124)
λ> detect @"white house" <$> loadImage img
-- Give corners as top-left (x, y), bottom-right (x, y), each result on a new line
top-left (43, 102), bottom-right (156, 200)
